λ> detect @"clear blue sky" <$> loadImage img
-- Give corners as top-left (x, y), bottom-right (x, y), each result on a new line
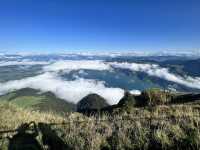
top-left (0, 0), bottom-right (199, 53)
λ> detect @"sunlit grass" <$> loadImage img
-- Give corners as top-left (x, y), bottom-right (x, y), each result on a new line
top-left (1, 101), bottom-right (200, 149)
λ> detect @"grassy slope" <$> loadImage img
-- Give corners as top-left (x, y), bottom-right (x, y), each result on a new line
top-left (1, 89), bottom-right (200, 149)
top-left (0, 103), bottom-right (67, 130)
top-left (1, 102), bottom-right (200, 149)
top-left (0, 88), bottom-right (76, 114)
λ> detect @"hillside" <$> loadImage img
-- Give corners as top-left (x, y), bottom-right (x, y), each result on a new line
top-left (79, 89), bottom-right (200, 114)
top-left (1, 98), bottom-right (200, 149)
top-left (0, 88), bottom-right (76, 114)
top-left (0, 89), bottom-right (200, 149)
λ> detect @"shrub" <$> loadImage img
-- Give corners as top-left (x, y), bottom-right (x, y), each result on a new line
top-left (141, 88), bottom-right (172, 106)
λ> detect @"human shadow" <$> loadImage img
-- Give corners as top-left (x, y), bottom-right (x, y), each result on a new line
top-left (8, 122), bottom-right (42, 150)
top-left (8, 122), bottom-right (72, 150)
top-left (38, 122), bottom-right (72, 150)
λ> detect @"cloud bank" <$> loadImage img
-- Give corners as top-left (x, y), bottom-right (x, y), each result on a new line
top-left (110, 62), bottom-right (200, 89)
top-left (39, 60), bottom-right (200, 90)
top-left (43, 60), bottom-right (200, 91)
top-left (3, 50), bottom-right (199, 58)
top-left (0, 60), bottom-right (49, 67)
top-left (43, 60), bottom-right (111, 72)
top-left (0, 72), bottom-right (124, 104)
top-left (1, 58), bottom-right (200, 105)
top-left (129, 90), bottom-right (141, 95)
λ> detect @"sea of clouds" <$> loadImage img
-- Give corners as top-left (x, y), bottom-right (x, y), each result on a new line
top-left (43, 60), bottom-right (111, 72)
top-left (1, 50), bottom-right (199, 58)
top-left (0, 57), bottom-right (200, 104)
top-left (0, 72), bottom-right (125, 104)
top-left (110, 62), bottom-right (200, 89)
top-left (0, 59), bottom-right (50, 66)
top-left (42, 60), bottom-right (200, 89)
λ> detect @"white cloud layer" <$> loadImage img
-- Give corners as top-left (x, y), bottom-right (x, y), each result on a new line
top-left (110, 62), bottom-right (200, 89)
top-left (1, 59), bottom-right (200, 105)
top-left (129, 90), bottom-right (141, 95)
top-left (43, 60), bottom-right (111, 72)
top-left (0, 60), bottom-right (49, 67)
top-left (43, 60), bottom-right (200, 90)
top-left (0, 72), bottom-right (124, 104)
top-left (3, 50), bottom-right (199, 58)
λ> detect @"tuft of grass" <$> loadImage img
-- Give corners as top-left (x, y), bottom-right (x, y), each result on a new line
top-left (0, 102), bottom-right (68, 130)
top-left (141, 88), bottom-right (173, 106)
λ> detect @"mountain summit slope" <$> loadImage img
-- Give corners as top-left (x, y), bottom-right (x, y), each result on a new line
top-left (0, 88), bottom-right (75, 114)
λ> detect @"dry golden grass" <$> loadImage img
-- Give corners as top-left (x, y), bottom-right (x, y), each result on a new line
top-left (0, 102), bottom-right (68, 130)
top-left (1, 102), bottom-right (200, 149)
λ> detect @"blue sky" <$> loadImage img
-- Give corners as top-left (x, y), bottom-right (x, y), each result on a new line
top-left (0, 0), bottom-right (199, 53)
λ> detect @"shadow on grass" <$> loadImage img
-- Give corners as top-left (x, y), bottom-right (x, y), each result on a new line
top-left (8, 122), bottom-right (42, 150)
top-left (7, 122), bottom-right (72, 150)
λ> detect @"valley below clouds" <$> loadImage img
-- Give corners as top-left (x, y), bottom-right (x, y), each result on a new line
top-left (0, 53), bottom-right (200, 104)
